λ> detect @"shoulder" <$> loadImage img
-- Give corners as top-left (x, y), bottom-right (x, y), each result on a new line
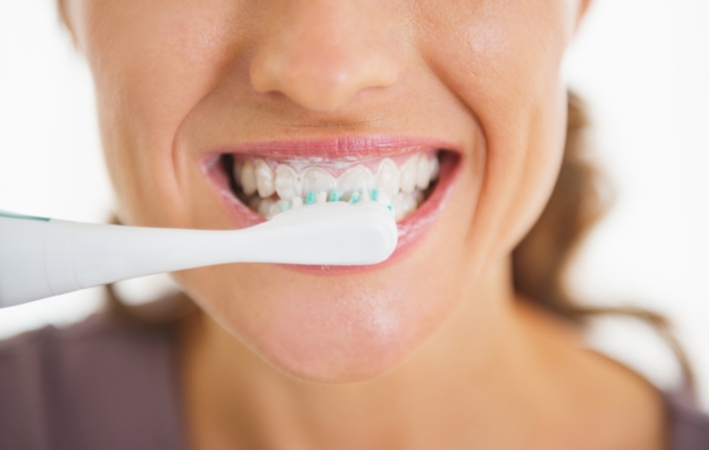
top-left (663, 388), bottom-right (709, 450)
top-left (0, 314), bottom-right (185, 450)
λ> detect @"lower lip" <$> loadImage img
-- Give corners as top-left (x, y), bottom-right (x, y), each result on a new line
top-left (202, 151), bottom-right (461, 274)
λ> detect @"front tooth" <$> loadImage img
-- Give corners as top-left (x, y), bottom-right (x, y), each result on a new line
top-left (375, 158), bottom-right (400, 197)
top-left (274, 165), bottom-right (300, 201)
top-left (255, 160), bottom-right (275, 198)
top-left (415, 154), bottom-right (431, 190)
top-left (399, 156), bottom-right (418, 193)
top-left (337, 165), bottom-right (373, 200)
top-left (302, 167), bottom-right (336, 196)
top-left (240, 161), bottom-right (257, 196)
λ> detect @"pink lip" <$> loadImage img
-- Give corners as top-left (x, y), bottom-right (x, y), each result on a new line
top-left (200, 136), bottom-right (462, 274)
top-left (208, 135), bottom-right (453, 160)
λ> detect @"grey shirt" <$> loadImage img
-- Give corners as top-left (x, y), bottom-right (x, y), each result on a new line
top-left (0, 314), bottom-right (707, 450)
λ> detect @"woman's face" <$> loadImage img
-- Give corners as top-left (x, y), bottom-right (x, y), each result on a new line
top-left (64, 0), bottom-right (584, 381)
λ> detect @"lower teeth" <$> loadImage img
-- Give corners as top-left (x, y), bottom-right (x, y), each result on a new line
top-left (238, 188), bottom-right (428, 221)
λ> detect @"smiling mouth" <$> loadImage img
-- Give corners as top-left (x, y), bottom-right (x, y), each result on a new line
top-left (220, 151), bottom-right (444, 222)
top-left (200, 138), bottom-right (461, 265)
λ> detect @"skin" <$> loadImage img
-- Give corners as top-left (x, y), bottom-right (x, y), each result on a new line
top-left (61, 0), bottom-right (666, 448)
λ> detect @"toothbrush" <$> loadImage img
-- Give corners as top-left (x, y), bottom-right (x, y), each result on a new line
top-left (0, 201), bottom-right (398, 308)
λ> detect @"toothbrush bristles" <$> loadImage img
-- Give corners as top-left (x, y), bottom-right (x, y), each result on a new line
top-left (329, 189), bottom-right (343, 202)
top-left (370, 189), bottom-right (380, 202)
top-left (305, 191), bottom-right (317, 205)
top-left (350, 191), bottom-right (361, 204)
top-left (269, 188), bottom-right (396, 220)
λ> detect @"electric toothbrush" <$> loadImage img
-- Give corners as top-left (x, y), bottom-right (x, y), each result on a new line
top-left (0, 201), bottom-right (398, 308)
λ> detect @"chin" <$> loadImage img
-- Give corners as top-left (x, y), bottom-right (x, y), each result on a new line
top-left (260, 286), bottom-right (425, 383)
top-left (179, 249), bottom-right (458, 383)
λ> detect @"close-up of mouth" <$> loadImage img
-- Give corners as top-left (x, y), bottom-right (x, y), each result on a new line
top-left (202, 138), bottom-right (461, 235)
top-left (224, 150), bottom-right (441, 221)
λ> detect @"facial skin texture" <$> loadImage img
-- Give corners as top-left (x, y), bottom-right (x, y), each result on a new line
top-left (62, 0), bottom-right (665, 448)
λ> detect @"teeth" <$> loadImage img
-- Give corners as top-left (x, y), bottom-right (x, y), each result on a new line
top-left (233, 161), bottom-right (242, 186)
top-left (302, 167), bottom-right (336, 196)
top-left (375, 158), bottom-right (400, 197)
top-left (256, 198), bottom-right (282, 219)
top-left (415, 154), bottom-right (431, 190)
top-left (375, 192), bottom-right (394, 215)
top-left (395, 192), bottom-right (419, 220)
top-left (254, 160), bottom-right (275, 198)
top-left (274, 164), bottom-right (300, 201)
top-left (257, 198), bottom-right (272, 216)
top-left (338, 165), bottom-right (373, 200)
top-left (233, 153), bottom-right (441, 221)
top-left (240, 161), bottom-right (257, 196)
top-left (248, 195), bottom-right (261, 211)
top-left (399, 156), bottom-right (418, 193)
top-left (429, 155), bottom-right (440, 180)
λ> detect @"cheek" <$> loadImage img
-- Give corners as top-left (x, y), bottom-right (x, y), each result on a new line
top-left (79, 0), bottom-right (242, 227)
top-left (420, 0), bottom-right (571, 260)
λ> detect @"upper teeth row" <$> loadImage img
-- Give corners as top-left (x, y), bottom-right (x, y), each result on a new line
top-left (235, 153), bottom-right (439, 202)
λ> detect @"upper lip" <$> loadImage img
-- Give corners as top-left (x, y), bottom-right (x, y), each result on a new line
top-left (204, 135), bottom-right (459, 161)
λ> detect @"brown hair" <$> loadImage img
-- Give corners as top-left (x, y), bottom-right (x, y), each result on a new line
top-left (512, 91), bottom-right (695, 392)
top-left (107, 91), bottom-right (696, 393)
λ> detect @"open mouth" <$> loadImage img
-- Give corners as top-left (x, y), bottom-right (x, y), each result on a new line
top-left (200, 137), bottom-right (461, 264)
top-left (220, 151), bottom-right (442, 222)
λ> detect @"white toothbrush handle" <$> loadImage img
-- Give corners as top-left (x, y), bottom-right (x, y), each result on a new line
top-left (0, 203), bottom-right (398, 307)
top-left (0, 216), bottom-right (56, 307)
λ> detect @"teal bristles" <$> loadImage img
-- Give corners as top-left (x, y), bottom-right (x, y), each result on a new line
top-left (305, 191), bottom-right (316, 205)
top-left (281, 201), bottom-right (292, 212)
top-left (349, 190), bottom-right (361, 204)
top-left (329, 189), bottom-right (343, 202)
top-left (370, 189), bottom-right (380, 202)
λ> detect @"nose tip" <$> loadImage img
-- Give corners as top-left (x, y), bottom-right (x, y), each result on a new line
top-left (251, 51), bottom-right (400, 111)
top-left (249, 5), bottom-right (402, 112)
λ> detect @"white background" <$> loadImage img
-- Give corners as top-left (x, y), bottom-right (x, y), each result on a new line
top-left (0, 0), bottom-right (707, 409)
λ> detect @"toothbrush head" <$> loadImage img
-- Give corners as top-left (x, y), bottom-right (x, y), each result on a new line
top-left (257, 201), bottom-right (398, 266)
